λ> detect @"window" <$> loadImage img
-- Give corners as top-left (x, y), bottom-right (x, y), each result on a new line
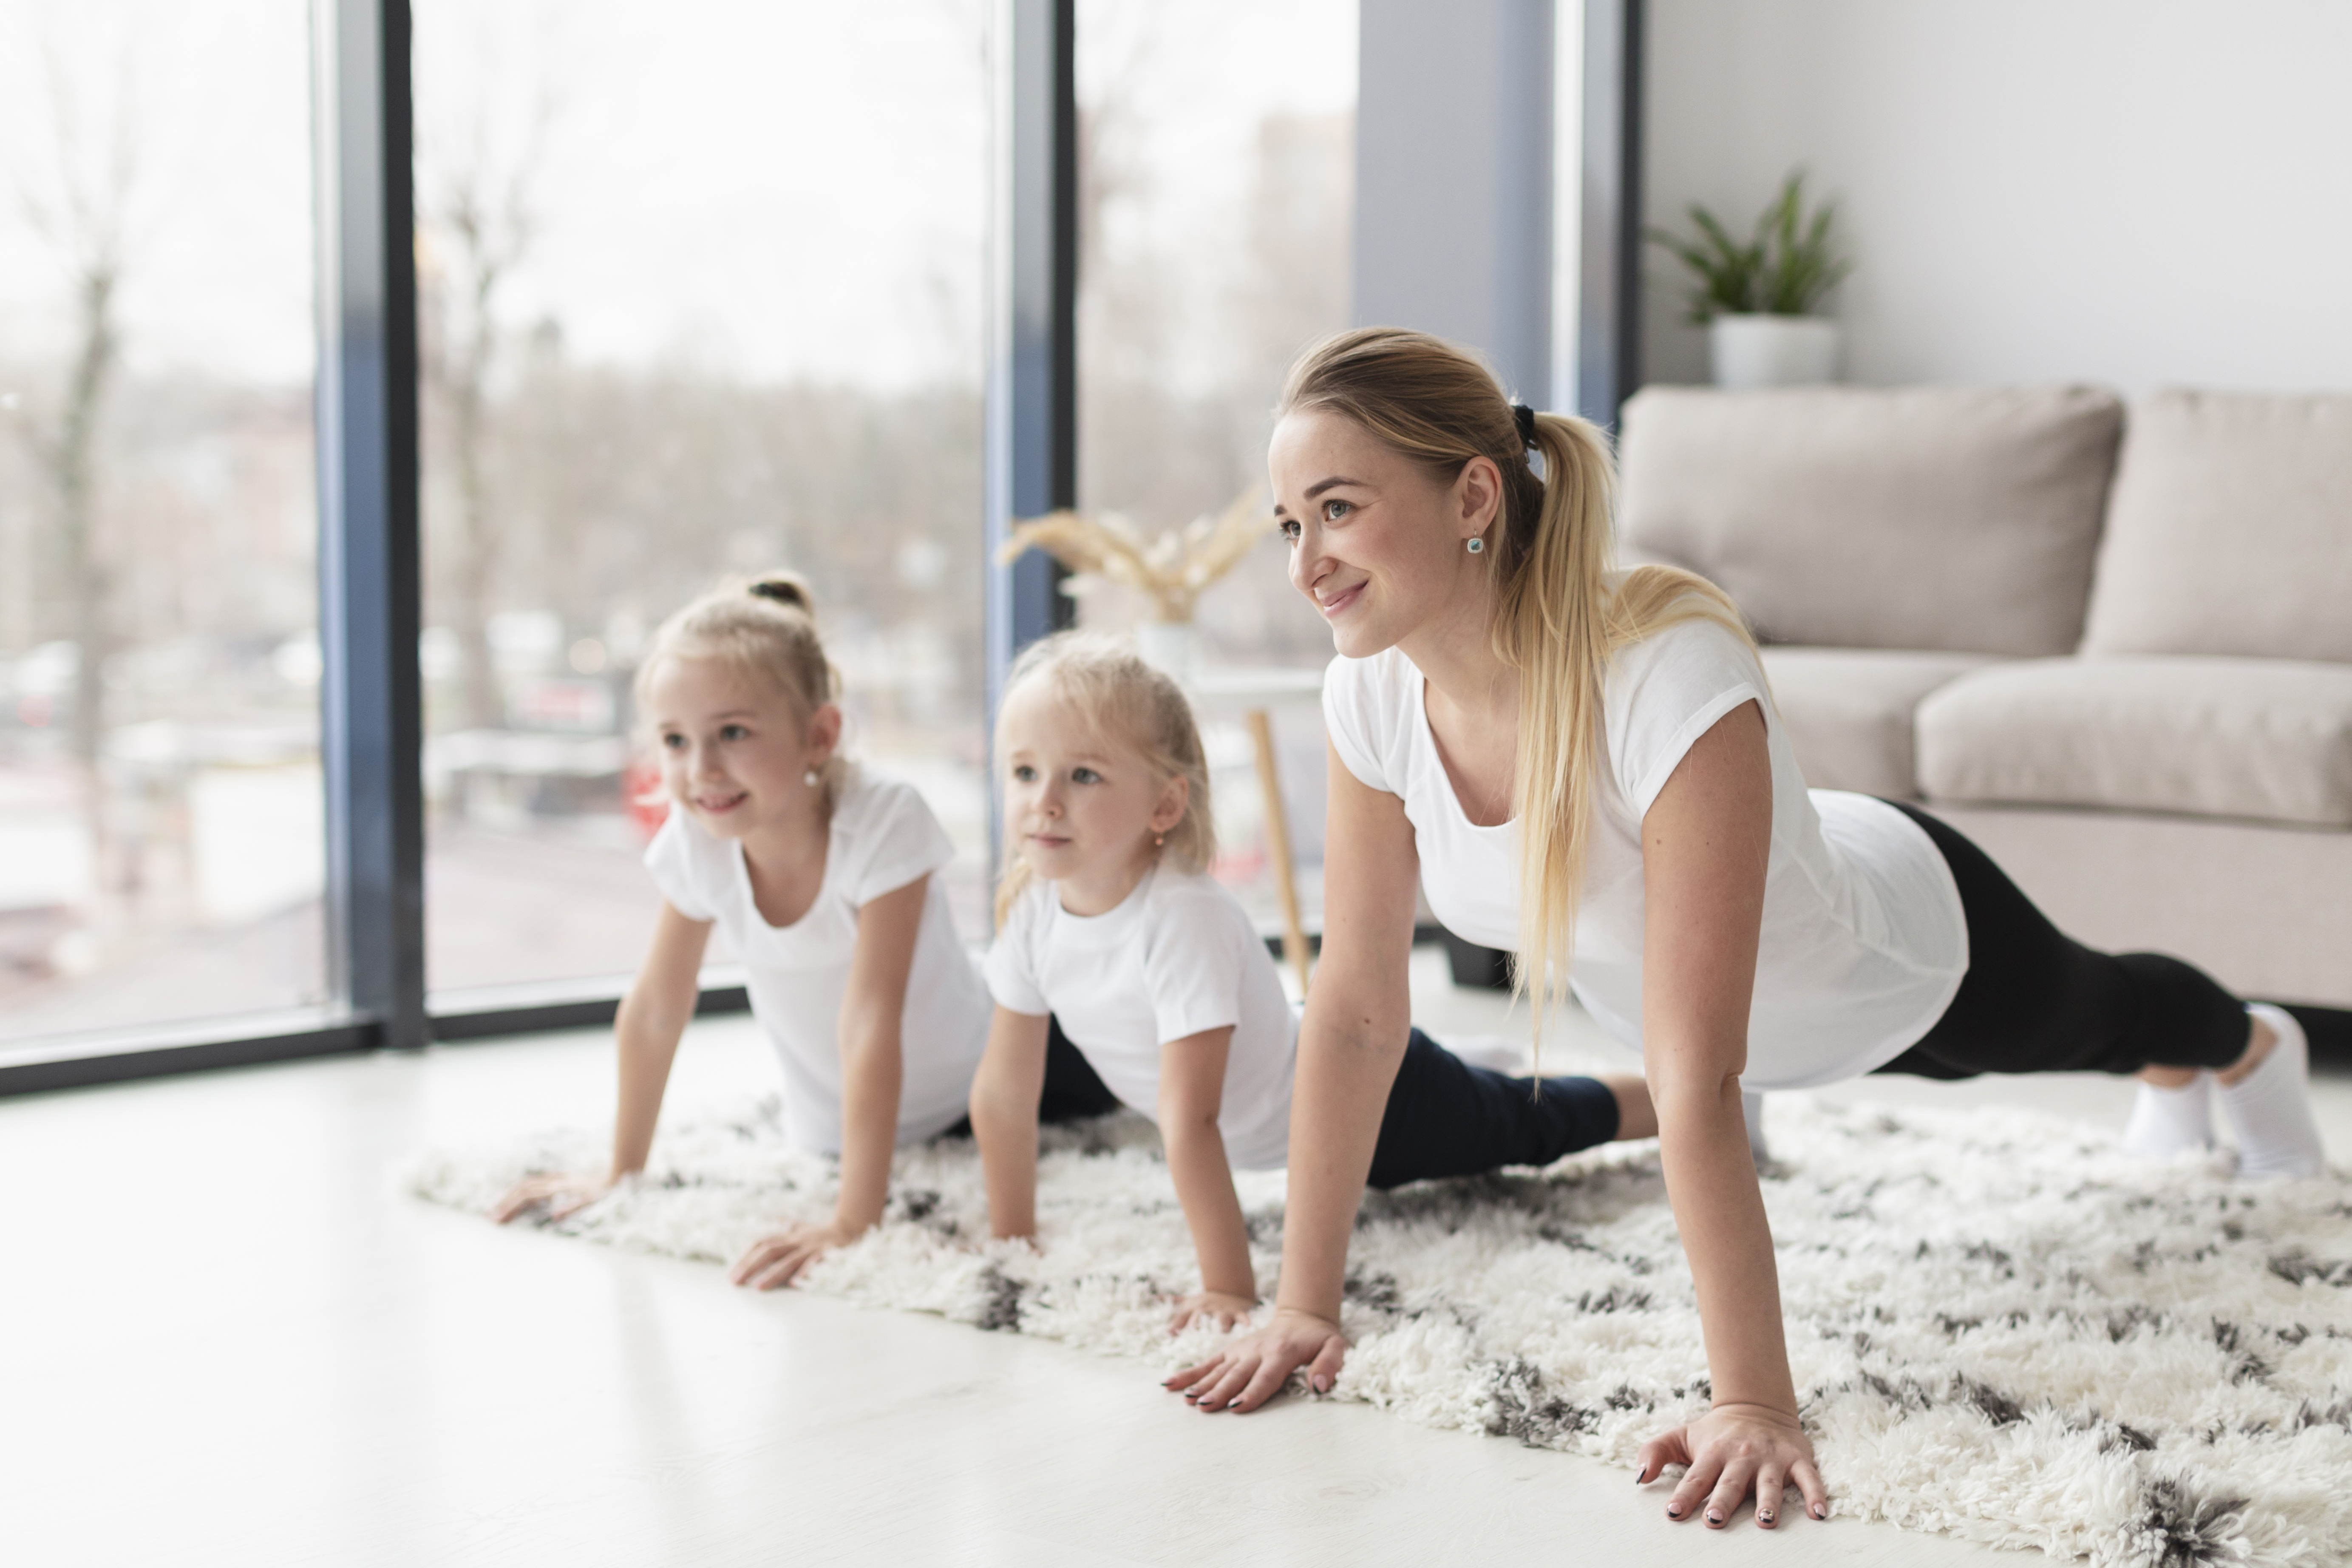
top-left (1073, 0), bottom-right (1356, 934)
top-left (411, 0), bottom-right (994, 998)
top-left (0, 0), bottom-right (322, 1044)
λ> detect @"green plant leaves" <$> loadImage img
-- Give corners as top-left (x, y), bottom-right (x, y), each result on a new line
top-left (1647, 170), bottom-right (1853, 323)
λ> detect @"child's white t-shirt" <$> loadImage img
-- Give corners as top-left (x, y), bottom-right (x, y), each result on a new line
top-left (643, 763), bottom-right (990, 1153)
top-left (1322, 614), bottom-right (1969, 1090)
top-left (983, 866), bottom-right (1297, 1170)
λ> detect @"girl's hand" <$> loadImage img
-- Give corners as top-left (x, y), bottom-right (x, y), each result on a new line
top-left (1166, 1290), bottom-right (1260, 1335)
top-left (728, 1220), bottom-right (861, 1290)
top-left (1161, 1307), bottom-right (1346, 1412)
top-left (1635, 1403), bottom-right (1828, 1529)
top-left (490, 1171), bottom-right (617, 1225)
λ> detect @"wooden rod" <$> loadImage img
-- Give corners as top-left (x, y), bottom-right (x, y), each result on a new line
top-left (1246, 708), bottom-right (1311, 997)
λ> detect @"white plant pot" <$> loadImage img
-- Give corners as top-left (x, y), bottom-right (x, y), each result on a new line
top-left (1134, 620), bottom-right (1198, 684)
top-left (1709, 314), bottom-right (1841, 390)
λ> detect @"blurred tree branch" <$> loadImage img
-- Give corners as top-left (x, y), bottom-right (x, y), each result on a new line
top-left (7, 14), bottom-right (145, 902)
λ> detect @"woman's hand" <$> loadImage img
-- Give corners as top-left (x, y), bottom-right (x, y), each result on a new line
top-left (490, 1171), bottom-right (617, 1225)
top-left (1161, 1307), bottom-right (1346, 1412)
top-left (728, 1220), bottom-right (861, 1290)
top-left (1635, 1403), bottom-right (1828, 1529)
top-left (1166, 1290), bottom-right (1260, 1335)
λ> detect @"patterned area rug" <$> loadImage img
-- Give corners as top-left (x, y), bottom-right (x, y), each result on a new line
top-left (408, 1095), bottom-right (2352, 1567)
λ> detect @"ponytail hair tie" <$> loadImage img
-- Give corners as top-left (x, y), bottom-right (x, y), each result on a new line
top-left (748, 577), bottom-right (810, 612)
top-left (1511, 403), bottom-right (1537, 448)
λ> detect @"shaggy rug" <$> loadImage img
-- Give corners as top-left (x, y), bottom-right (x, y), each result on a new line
top-left (408, 1095), bottom-right (2352, 1568)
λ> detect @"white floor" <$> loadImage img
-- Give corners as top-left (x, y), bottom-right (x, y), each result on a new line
top-left (5, 948), bottom-right (2346, 1568)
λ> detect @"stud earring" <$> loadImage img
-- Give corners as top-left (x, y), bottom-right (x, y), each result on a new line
top-left (1466, 537), bottom-right (1485, 554)
top-left (804, 769), bottom-right (821, 787)
top-left (1154, 833), bottom-right (1165, 848)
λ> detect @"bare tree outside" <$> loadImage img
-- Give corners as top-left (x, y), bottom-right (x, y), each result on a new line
top-left (8, 17), bottom-right (142, 913)
top-left (417, 9), bottom-right (561, 734)
top-left (0, 0), bottom-right (324, 1044)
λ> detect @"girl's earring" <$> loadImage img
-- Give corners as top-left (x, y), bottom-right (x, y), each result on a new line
top-left (1466, 536), bottom-right (1485, 555)
top-left (1154, 833), bottom-right (1165, 848)
top-left (804, 769), bottom-right (821, 788)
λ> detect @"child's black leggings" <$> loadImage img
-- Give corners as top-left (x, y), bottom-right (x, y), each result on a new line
top-left (1365, 1030), bottom-right (1620, 1190)
top-left (1870, 802), bottom-right (2250, 1080)
top-left (1034, 1018), bottom-right (1620, 1188)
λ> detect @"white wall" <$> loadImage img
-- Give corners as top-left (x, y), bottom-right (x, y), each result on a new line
top-left (1642, 1), bottom-right (2352, 394)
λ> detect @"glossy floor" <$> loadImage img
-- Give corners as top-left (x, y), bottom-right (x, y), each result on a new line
top-left (6, 948), bottom-right (2345, 1568)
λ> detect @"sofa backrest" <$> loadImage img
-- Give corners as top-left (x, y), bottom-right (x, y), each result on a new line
top-left (2081, 390), bottom-right (2352, 663)
top-left (1617, 386), bottom-right (2122, 655)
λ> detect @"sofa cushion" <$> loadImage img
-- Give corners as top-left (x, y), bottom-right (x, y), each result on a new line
top-left (1618, 385), bottom-right (2122, 656)
top-left (1757, 647), bottom-right (2002, 799)
top-left (2082, 390), bottom-right (2352, 663)
top-left (1915, 656), bottom-right (2352, 827)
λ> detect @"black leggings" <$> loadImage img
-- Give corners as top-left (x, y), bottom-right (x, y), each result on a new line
top-left (1871, 802), bottom-right (2250, 1080)
top-left (1020, 1019), bottom-right (1621, 1189)
top-left (935, 1018), bottom-right (1125, 1139)
top-left (1365, 1029), bottom-right (1621, 1190)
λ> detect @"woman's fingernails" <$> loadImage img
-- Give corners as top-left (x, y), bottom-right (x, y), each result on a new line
top-left (1758, 1511), bottom-right (1774, 1525)
top-left (1706, 1510), bottom-right (1723, 1525)
top-left (1312, 1375), bottom-right (1330, 1393)
top-left (1666, 1505), bottom-right (1683, 1518)
top-left (1812, 1504), bottom-right (1828, 1520)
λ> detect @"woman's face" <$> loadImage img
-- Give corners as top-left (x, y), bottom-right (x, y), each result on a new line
top-left (1269, 408), bottom-right (1502, 661)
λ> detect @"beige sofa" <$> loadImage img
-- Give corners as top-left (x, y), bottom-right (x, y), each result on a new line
top-left (1617, 384), bottom-right (2352, 1014)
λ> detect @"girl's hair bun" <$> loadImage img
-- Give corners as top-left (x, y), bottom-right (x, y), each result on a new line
top-left (747, 572), bottom-right (814, 613)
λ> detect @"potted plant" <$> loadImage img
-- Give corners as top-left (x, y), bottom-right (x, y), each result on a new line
top-left (1649, 171), bottom-right (1854, 389)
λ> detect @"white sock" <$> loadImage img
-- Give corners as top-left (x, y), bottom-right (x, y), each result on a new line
top-left (1743, 1088), bottom-right (1769, 1167)
top-left (2120, 1074), bottom-right (2214, 1159)
top-left (2219, 1004), bottom-right (2328, 1180)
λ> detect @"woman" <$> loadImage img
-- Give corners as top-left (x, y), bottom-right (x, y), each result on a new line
top-left (1162, 328), bottom-right (2327, 1531)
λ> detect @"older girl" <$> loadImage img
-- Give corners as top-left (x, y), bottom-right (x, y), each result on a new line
top-left (1165, 329), bottom-right (2326, 1530)
top-left (493, 575), bottom-right (1111, 1288)
top-left (971, 632), bottom-right (1655, 1330)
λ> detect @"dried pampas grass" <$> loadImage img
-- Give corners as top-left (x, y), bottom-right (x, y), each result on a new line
top-left (999, 485), bottom-right (1274, 623)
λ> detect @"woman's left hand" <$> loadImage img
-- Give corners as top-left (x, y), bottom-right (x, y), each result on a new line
top-left (1635, 1403), bottom-right (1828, 1529)
top-left (728, 1220), bottom-right (861, 1290)
top-left (1167, 1290), bottom-right (1260, 1334)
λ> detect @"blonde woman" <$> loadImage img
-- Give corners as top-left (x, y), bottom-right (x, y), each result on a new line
top-left (1163, 329), bottom-right (2326, 1531)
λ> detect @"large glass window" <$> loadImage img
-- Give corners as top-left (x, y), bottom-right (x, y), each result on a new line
top-left (0, 0), bottom-right (322, 1044)
top-left (412, 1), bottom-right (993, 997)
top-left (1074, 0), bottom-right (1356, 934)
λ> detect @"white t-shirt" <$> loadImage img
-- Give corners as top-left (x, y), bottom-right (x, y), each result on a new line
top-left (643, 764), bottom-right (990, 1153)
top-left (983, 866), bottom-right (1297, 1170)
top-left (1323, 615), bottom-right (1969, 1089)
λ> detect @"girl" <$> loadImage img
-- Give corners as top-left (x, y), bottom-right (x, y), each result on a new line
top-left (493, 574), bottom-right (1112, 1288)
top-left (969, 632), bottom-right (1658, 1332)
top-left (1165, 329), bottom-right (2330, 1530)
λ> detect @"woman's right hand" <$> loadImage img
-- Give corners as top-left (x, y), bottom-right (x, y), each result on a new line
top-left (490, 1171), bottom-right (617, 1225)
top-left (1161, 1307), bottom-right (1347, 1412)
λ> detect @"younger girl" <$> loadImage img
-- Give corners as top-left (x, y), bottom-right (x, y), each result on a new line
top-left (970, 632), bottom-right (1658, 1331)
top-left (493, 574), bottom-right (1069, 1288)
